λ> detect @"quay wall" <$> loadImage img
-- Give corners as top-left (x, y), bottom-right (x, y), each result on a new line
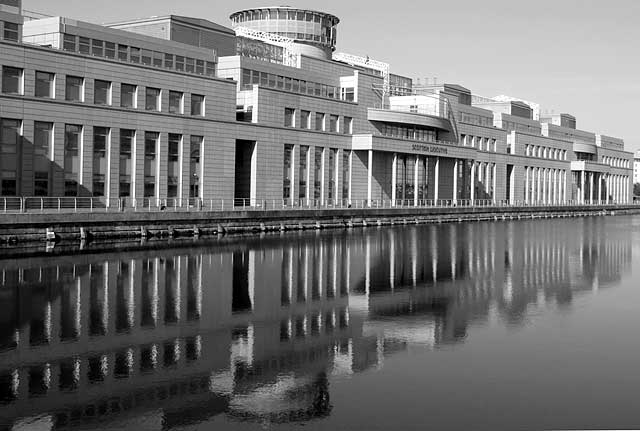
top-left (1, 205), bottom-right (639, 245)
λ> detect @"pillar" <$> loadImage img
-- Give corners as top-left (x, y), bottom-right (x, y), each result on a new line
top-left (589, 172), bottom-right (594, 204)
top-left (391, 152), bottom-right (398, 206)
top-left (453, 160), bottom-right (458, 203)
top-left (598, 173), bottom-right (603, 204)
top-left (367, 150), bottom-right (373, 206)
top-left (580, 171), bottom-right (586, 204)
top-left (525, 166), bottom-right (530, 204)
top-left (471, 162), bottom-right (476, 203)
top-left (414, 157), bottom-right (419, 207)
top-left (434, 157), bottom-right (440, 202)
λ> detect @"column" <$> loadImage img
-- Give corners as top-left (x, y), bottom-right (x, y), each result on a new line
top-left (589, 172), bottom-right (594, 204)
top-left (291, 145), bottom-right (297, 206)
top-left (434, 157), bottom-right (440, 202)
top-left (391, 153), bottom-right (398, 206)
top-left (598, 173), bottom-right (603, 204)
top-left (471, 162), bottom-right (476, 203)
top-left (536, 168), bottom-right (542, 203)
top-left (524, 166), bottom-right (530, 204)
top-left (580, 171), bottom-right (586, 204)
top-left (367, 150), bottom-right (373, 206)
top-left (414, 157), bottom-right (419, 207)
top-left (453, 160), bottom-right (458, 203)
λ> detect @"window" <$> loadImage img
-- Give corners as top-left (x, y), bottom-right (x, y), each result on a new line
top-left (119, 130), bottom-right (134, 197)
top-left (145, 87), bottom-right (160, 111)
top-left (327, 148), bottom-right (337, 199)
top-left (79, 37), bottom-right (90, 54)
top-left (283, 144), bottom-right (293, 199)
top-left (315, 113), bottom-right (325, 131)
top-left (185, 58), bottom-right (195, 73)
top-left (35, 71), bottom-right (54, 98)
top-left (299, 146), bottom-right (308, 200)
top-left (205, 62), bottom-right (216, 77)
top-left (342, 150), bottom-right (350, 200)
top-left (190, 136), bottom-right (202, 198)
top-left (301, 110), bottom-right (311, 129)
top-left (62, 34), bottom-right (76, 52)
top-left (164, 53), bottom-right (174, 69)
top-left (34, 122), bottom-right (53, 196)
top-left (190, 94), bottom-right (204, 116)
top-left (0, 118), bottom-right (20, 155)
top-left (120, 84), bottom-right (137, 108)
top-left (169, 91), bottom-right (183, 114)
top-left (341, 87), bottom-right (355, 102)
top-left (343, 117), bottom-right (353, 134)
top-left (175, 56), bottom-right (185, 72)
top-left (3, 22), bottom-right (18, 42)
top-left (144, 132), bottom-right (158, 197)
top-left (329, 115), bottom-right (339, 133)
top-left (130, 47), bottom-right (140, 63)
top-left (1, 119), bottom-right (20, 195)
top-left (91, 39), bottom-right (103, 57)
top-left (141, 49), bottom-right (152, 65)
top-left (284, 108), bottom-right (295, 127)
top-left (167, 134), bottom-right (181, 198)
top-left (2, 66), bottom-right (22, 94)
top-left (105, 42), bottom-right (116, 59)
top-left (94, 80), bottom-right (111, 105)
top-left (153, 51), bottom-right (163, 68)
top-left (314, 147), bottom-right (323, 199)
top-left (92, 127), bottom-right (109, 197)
top-left (117, 44), bottom-right (128, 61)
top-left (64, 125), bottom-right (82, 196)
top-left (65, 76), bottom-right (84, 102)
top-left (1, 171), bottom-right (16, 196)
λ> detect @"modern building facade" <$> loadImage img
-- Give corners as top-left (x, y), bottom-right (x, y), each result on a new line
top-left (634, 150), bottom-right (640, 186)
top-left (0, 3), bottom-right (634, 206)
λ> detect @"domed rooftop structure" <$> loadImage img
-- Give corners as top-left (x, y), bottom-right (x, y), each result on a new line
top-left (230, 6), bottom-right (339, 60)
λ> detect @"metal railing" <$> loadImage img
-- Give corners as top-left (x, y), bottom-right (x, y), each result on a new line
top-left (0, 197), bottom-right (637, 214)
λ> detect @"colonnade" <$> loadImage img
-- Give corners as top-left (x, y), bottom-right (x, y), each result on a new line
top-left (524, 167), bottom-right (567, 205)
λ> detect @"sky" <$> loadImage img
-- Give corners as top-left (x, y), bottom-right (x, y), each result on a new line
top-left (23, 0), bottom-right (640, 154)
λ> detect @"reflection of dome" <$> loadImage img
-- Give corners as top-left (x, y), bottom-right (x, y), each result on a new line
top-left (230, 7), bottom-right (339, 60)
top-left (227, 372), bottom-right (331, 423)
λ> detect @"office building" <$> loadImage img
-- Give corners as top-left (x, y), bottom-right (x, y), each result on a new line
top-left (0, 3), bottom-right (634, 206)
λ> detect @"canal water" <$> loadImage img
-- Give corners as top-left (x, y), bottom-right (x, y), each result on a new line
top-left (0, 216), bottom-right (638, 430)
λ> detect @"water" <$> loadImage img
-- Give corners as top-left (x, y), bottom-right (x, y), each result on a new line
top-left (0, 216), bottom-right (638, 431)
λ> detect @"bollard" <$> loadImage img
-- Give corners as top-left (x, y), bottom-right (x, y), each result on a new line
top-left (80, 227), bottom-right (89, 241)
top-left (168, 226), bottom-right (175, 238)
top-left (193, 226), bottom-right (200, 237)
top-left (140, 226), bottom-right (148, 239)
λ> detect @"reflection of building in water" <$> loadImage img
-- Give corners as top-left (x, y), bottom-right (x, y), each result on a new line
top-left (0, 221), bottom-right (633, 429)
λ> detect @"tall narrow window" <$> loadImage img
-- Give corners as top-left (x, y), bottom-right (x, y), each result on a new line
top-left (343, 116), bottom-right (353, 134)
top-left (169, 91), bottom-right (183, 114)
top-left (117, 44), bottom-right (128, 61)
top-left (315, 112), bottom-right (325, 131)
top-left (190, 94), bottom-right (204, 116)
top-left (94, 80), bottom-right (111, 105)
top-left (299, 146), bottom-right (308, 200)
top-left (144, 132), bottom-right (158, 197)
top-left (314, 147), bottom-right (323, 199)
top-left (35, 71), bottom-right (54, 98)
top-left (342, 150), bottom-right (350, 201)
top-left (105, 42), bottom-right (116, 59)
top-left (91, 39), bottom-right (104, 57)
top-left (283, 144), bottom-right (293, 199)
top-left (284, 108), bottom-right (295, 127)
top-left (329, 115), bottom-right (339, 133)
top-left (34, 122), bottom-right (53, 197)
top-left (2, 66), bottom-right (22, 95)
top-left (167, 134), bottom-right (181, 198)
top-left (301, 110), bottom-right (311, 129)
top-left (64, 125), bottom-right (82, 196)
top-left (92, 127), bottom-right (109, 196)
top-left (145, 87), bottom-right (160, 111)
top-left (120, 84), bottom-right (137, 108)
top-left (0, 119), bottom-right (21, 196)
top-left (78, 37), bottom-right (90, 54)
top-left (65, 76), bottom-right (84, 102)
top-left (190, 136), bottom-right (202, 199)
top-left (327, 148), bottom-right (337, 200)
top-left (119, 130), bottom-right (134, 197)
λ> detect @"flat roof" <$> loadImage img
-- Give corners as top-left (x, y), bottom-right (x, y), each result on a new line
top-left (107, 14), bottom-right (235, 35)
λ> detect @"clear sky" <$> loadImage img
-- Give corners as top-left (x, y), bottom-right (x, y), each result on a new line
top-left (23, 0), bottom-right (640, 154)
